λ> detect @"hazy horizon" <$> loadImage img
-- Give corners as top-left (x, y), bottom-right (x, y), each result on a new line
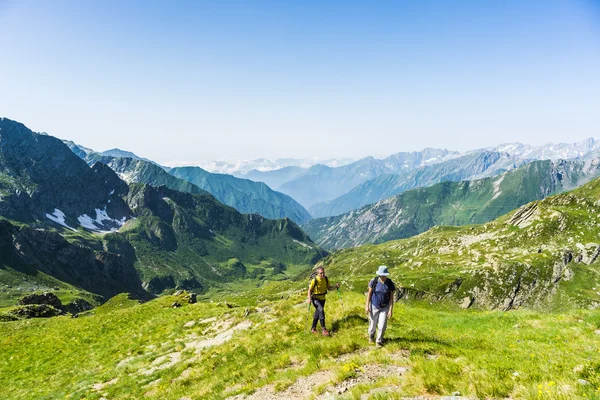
top-left (1, 1), bottom-right (599, 164)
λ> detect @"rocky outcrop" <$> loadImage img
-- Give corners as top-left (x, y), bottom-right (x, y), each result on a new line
top-left (0, 219), bottom-right (147, 300)
top-left (8, 304), bottom-right (66, 319)
top-left (64, 299), bottom-right (94, 314)
top-left (18, 292), bottom-right (62, 309)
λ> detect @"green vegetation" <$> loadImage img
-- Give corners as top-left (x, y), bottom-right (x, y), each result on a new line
top-left (169, 166), bottom-right (312, 224)
top-left (314, 178), bottom-right (600, 310)
top-left (1, 289), bottom-right (599, 399)
top-left (304, 159), bottom-right (600, 250)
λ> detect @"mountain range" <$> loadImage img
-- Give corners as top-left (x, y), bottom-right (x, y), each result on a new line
top-left (0, 118), bottom-right (326, 304)
top-left (274, 148), bottom-right (459, 208)
top-left (306, 139), bottom-right (600, 218)
top-left (304, 158), bottom-right (600, 249)
top-left (308, 150), bottom-right (525, 217)
top-left (196, 156), bottom-right (356, 174)
top-left (318, 175), bottom-right (600, 310)
top-left (66, 144), bottom-right (312, 224)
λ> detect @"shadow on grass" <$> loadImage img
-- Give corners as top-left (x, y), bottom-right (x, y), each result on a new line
top-left (384, 335), bottom-right (452, 348)
top-left (331, 313), bottom-right (368, 331)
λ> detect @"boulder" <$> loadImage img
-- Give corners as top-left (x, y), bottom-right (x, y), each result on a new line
top-left (17, 292), bottom-right (62, 309)
top-left (64, 299), bottom-right (94, 314)
top-left (9, 304), bottom-right (65, 319)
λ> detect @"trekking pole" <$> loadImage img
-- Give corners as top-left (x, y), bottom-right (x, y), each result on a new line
top-left (307, 301), bottom-right (311, 332)
top-left (337, 287), bottom-right (345, 315)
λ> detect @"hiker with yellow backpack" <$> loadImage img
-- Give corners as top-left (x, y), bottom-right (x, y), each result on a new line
top-left (307, 266), bottom-right (340, 336)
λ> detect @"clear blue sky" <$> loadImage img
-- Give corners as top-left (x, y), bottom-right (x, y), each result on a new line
top-left (1, 0), bottom-right (599, 165)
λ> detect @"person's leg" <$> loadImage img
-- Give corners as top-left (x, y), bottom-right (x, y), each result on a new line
top-left (376, 305), bottom-right (389, 345)
top-left (312, 298), bottom-right (326, 329)
top-left (368, 305), bottom-right (379, 342)
top-left (318, 299), bottom-right (326, 329)
top-left (311, 298), bottom-right (319, 330)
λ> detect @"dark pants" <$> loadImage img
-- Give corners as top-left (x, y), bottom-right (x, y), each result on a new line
top-left (311, 298), bottom-right (326, 329)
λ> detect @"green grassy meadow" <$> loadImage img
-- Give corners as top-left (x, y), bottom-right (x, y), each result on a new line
top-left (1, 286), bottom-right (599, 399)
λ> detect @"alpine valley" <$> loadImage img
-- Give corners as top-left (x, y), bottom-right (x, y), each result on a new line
top-left (2, 117), bottom-right (600, 400)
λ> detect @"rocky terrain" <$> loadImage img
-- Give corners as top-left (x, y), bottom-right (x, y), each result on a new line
top-left (304, 158), bottom-right (600, 249)
top-left (317, 176), bottom-right (600, 310)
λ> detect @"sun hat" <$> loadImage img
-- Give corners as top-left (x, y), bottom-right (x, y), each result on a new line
top-left (375, 265), bottom-right (390, 276)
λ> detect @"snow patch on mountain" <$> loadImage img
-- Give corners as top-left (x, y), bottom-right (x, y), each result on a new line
top-left (492, 173), bottom-right (506, 200)
top-left (78, 207), bottom-right (127, 233)
top-left (487, 138), bottom-right (600, 162)
top-left (46, 209), bottom-right (76, 231)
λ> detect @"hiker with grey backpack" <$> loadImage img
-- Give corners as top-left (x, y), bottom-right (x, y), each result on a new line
top-left (307, 266), bottom-right (340, 336)
top-left (366, 265), bottom-right (396, 346)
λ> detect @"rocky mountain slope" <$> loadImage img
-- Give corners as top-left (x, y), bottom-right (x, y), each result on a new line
top-left (488, 138), bottom-right (600, 161)
top-left (66, 144), bottom-right (312, 225)
top-left (0, 118), bottom-right (129, 228)
top-left (304, 158), bottom-right (600, 249)
top-left (318, 176), bottom-right (600, 310)
top-left (169, 166), bottom-right (312, 224)
top-left (115, 184), bottom-right (326, 293)
top-left (276, 148), bottom-right (459, 209)
top-left (87, 155), bottom-right (209, 196)
top-left (309, 150), bottom-right (524, 217)
top-left (0, 118), bottom-right (326, 302)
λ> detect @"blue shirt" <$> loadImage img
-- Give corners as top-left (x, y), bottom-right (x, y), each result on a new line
top-left (369, 278), bottom-right (396, 308)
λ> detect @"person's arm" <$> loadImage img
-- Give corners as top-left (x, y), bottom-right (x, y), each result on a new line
top-left (307, 281), bottom-right (313, 304)
top-left (365, 286), bottom-right (373, 314)
top-left (328, 282), bottom-right (341, 290)
top-left (387, 290), bottom-right (394, 318)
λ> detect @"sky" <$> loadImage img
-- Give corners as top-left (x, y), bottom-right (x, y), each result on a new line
top-left (0, 0), bottom-right (599, 165)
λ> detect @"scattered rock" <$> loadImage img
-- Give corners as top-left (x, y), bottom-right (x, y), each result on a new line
top-left (18, 292), bottom-right (62, 308)
top-left (186, 320), bottom-right (252, 351)
top-left (8, 304), bottom-right (65, 319)
top-left (92, 377), bottom-right (118, 391)
top-left (460, 297), bottom-right (474, 309)
top-left (65, 298), bottom-right (94, 314)
top-left (171, 302), bottom-right (182, 308)
top-left (577, 379), bottom-right (590, 386)
top-left (140, 352), bottom-right (182, 376)
top-left (184, 320), bottom-right (196, 328)
top-left (188, 293), bottom-right (197, 304)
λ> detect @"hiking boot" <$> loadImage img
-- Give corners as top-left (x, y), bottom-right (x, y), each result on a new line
top-left (322, 329), bottom-right (330, 336)
top-left (376, 341), bottom-right (384, 347)
top-left (369, 335), bottom-right (375, 344)
top-left (311, 328), bottom-right (318, 334)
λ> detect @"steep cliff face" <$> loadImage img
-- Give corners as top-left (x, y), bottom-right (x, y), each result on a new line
top-left (0, 119), bottom-right (115, 221)
top-left (0, 219), bottom-right (146, 300)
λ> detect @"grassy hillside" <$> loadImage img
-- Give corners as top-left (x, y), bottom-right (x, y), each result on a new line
top-left (308, 151), bottom-right (523, 218)
top-left (1, 289), bottom-right (599, 399)
top-left (3, 179), bottom-right (600, 399)
top-left (169, 166), bottom-right (312, 224)
top-left (304, 159), bottom-right (600, 250)
top-left (316, 177), bottom-right (600, 311)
